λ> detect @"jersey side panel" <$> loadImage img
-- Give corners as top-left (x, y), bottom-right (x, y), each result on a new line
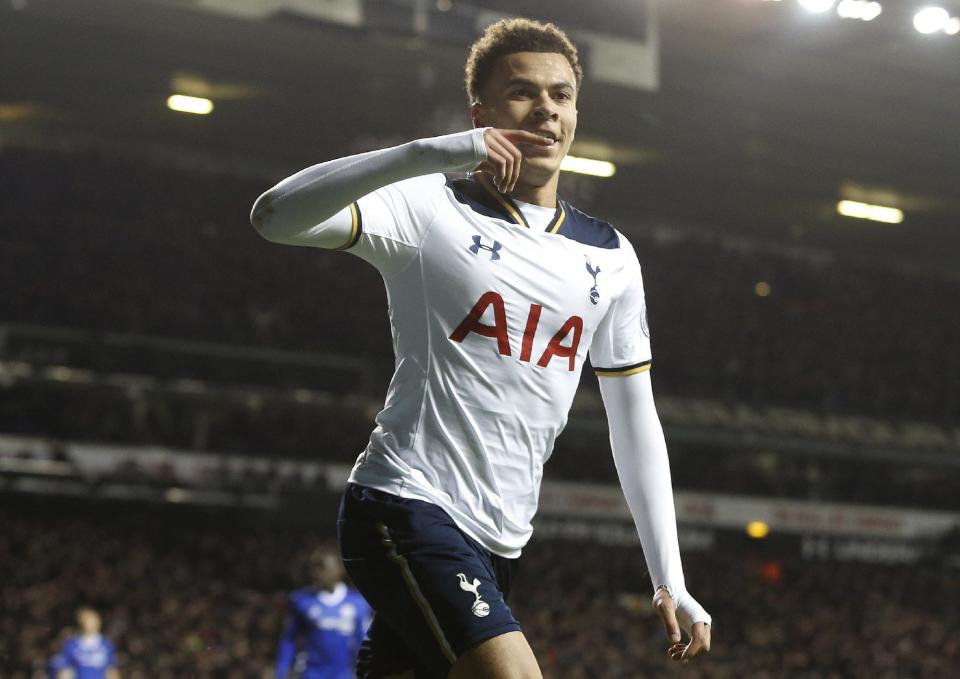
top-left (589, 233), bottom-right (653, 376)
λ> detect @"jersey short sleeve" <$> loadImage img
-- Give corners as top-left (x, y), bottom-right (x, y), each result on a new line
top-left (347, 173), bottom-right (447, 275)
top-left (589, 238), bottom-right (653, 377)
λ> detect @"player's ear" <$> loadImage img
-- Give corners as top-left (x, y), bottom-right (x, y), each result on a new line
top-left (470, 102), bottom-right (485, 129)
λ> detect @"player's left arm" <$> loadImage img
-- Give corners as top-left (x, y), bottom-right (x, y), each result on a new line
top-left (354, 597), bottom-right (373, 652)
top-left (598, 369), bottom-right (712, 663)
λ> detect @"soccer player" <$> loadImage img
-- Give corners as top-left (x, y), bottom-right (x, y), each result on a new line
top-left (275, 546), bottom-right (372, 679)
top-left (252, 17), bottom-right (712, 678)
top-left (56, 606), bottom-right (120, 679)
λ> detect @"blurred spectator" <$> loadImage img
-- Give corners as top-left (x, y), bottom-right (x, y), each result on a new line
top-left (274, 547), bottom-right (370, 679)
top-left (55, 606), bottom-right (120, 679)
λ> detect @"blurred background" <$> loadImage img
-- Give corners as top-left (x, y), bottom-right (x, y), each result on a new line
top-left (2, 0), bottom-right (959, 677)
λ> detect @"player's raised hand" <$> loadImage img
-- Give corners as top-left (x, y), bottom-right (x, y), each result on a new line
top-left (653, 586), bottom-right (712, 664)
top-left (477, 129), bottom-right (555, 194)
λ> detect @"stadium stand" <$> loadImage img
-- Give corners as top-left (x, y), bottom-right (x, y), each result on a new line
top-left (3, 146), bottom-right (959, 423)
top-left (2, 497), bottom-right (958, 678)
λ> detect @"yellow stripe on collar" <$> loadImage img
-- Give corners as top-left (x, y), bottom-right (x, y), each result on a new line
top-left (477, 173), bottom-right (528, 228)
top-left (548, 203), bottom-right (566, 234)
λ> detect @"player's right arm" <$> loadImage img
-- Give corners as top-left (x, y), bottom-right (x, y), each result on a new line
top-left (274, 597), bottom-right (304, 679)
top-left (353, 597), bottom-right (373, 655)
top-left (56, 639), bottom-right (75, 679)
top-left (249, 129), bottom-right (551, 249)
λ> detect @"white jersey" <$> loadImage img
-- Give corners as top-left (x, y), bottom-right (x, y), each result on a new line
top-left (344, 172), bottom-right (651, 557)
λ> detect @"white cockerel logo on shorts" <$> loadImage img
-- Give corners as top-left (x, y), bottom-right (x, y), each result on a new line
top-left (456, 573), bottom-right (490, 618)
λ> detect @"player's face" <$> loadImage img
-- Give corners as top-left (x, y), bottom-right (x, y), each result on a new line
top-left (472, 51), bottom-right (578, 186)
top-left (77, 609), bottom-right (101, 635)
top-left (310, 552), bottom-right (345, 590)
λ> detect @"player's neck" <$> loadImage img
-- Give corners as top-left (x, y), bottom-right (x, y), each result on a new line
top-left (316, 581), bottom-right (343, 594)
top-left (509, 174), bottom-right (559, 208)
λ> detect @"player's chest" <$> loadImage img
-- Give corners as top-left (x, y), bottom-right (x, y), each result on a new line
top-left (301, 599), bottom-right (357, 635)
top-left (71, 646), bottom-right (108, 667)
top-left (420, 214), bottom-right (618, 324)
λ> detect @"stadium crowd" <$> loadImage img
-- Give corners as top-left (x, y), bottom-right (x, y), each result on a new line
top-left (2, 499), bottom-right (958, 678)
top-left (3, 146), bottom-right (960, 425)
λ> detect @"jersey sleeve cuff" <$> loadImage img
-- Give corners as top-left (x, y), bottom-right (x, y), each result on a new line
top-left (594, 359), bottom-right (651, 377)
top-left (334, 201), bottom-right (363, 251)
top-left (472, 127), bottom-right (490, 162)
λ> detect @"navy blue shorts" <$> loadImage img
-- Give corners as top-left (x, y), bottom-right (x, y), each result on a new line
top-left (337, 483), bottom-right (521, 679)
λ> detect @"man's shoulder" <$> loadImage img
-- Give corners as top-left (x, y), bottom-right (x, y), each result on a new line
top-left (289, 587), bottom-right (315, 604)
top-left (359, 173), bottom-right (447, 212)
top-left (556, 202), bottom-right (621, 250)
top-left (385, 172), bottom-right (447, 196)
top-left (345, 588), bottom-right (370, 610)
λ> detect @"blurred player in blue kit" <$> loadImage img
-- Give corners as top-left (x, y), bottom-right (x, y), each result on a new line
top-left (276, 546), bottom-right (372, 679)
top-left (55, 606), bottom-right (119, 679)
top-left (254, 16), bottom-right (712, 679)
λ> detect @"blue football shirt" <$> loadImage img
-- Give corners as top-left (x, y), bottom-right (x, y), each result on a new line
top-left (60, 634), bottom-right (116, 679)
top-left (276, 583), bottom-right (372, 679)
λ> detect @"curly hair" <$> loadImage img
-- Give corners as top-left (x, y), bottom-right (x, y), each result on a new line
top-left (464, 18), bottom-right (583, 105)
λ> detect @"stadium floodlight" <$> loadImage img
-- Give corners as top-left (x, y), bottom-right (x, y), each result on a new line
top-left (560, 155), bottom-right (616, 177)
top-left (166, 94), bottom-right (214, 115)
top-left (836, 200), bottom-right (904, 224)
top-left (913, 6), bottom-right (950, 33)
top-left (798, 0), bottom-right (836, 13)
top-left (836, 0), bottom-right (882, 21)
